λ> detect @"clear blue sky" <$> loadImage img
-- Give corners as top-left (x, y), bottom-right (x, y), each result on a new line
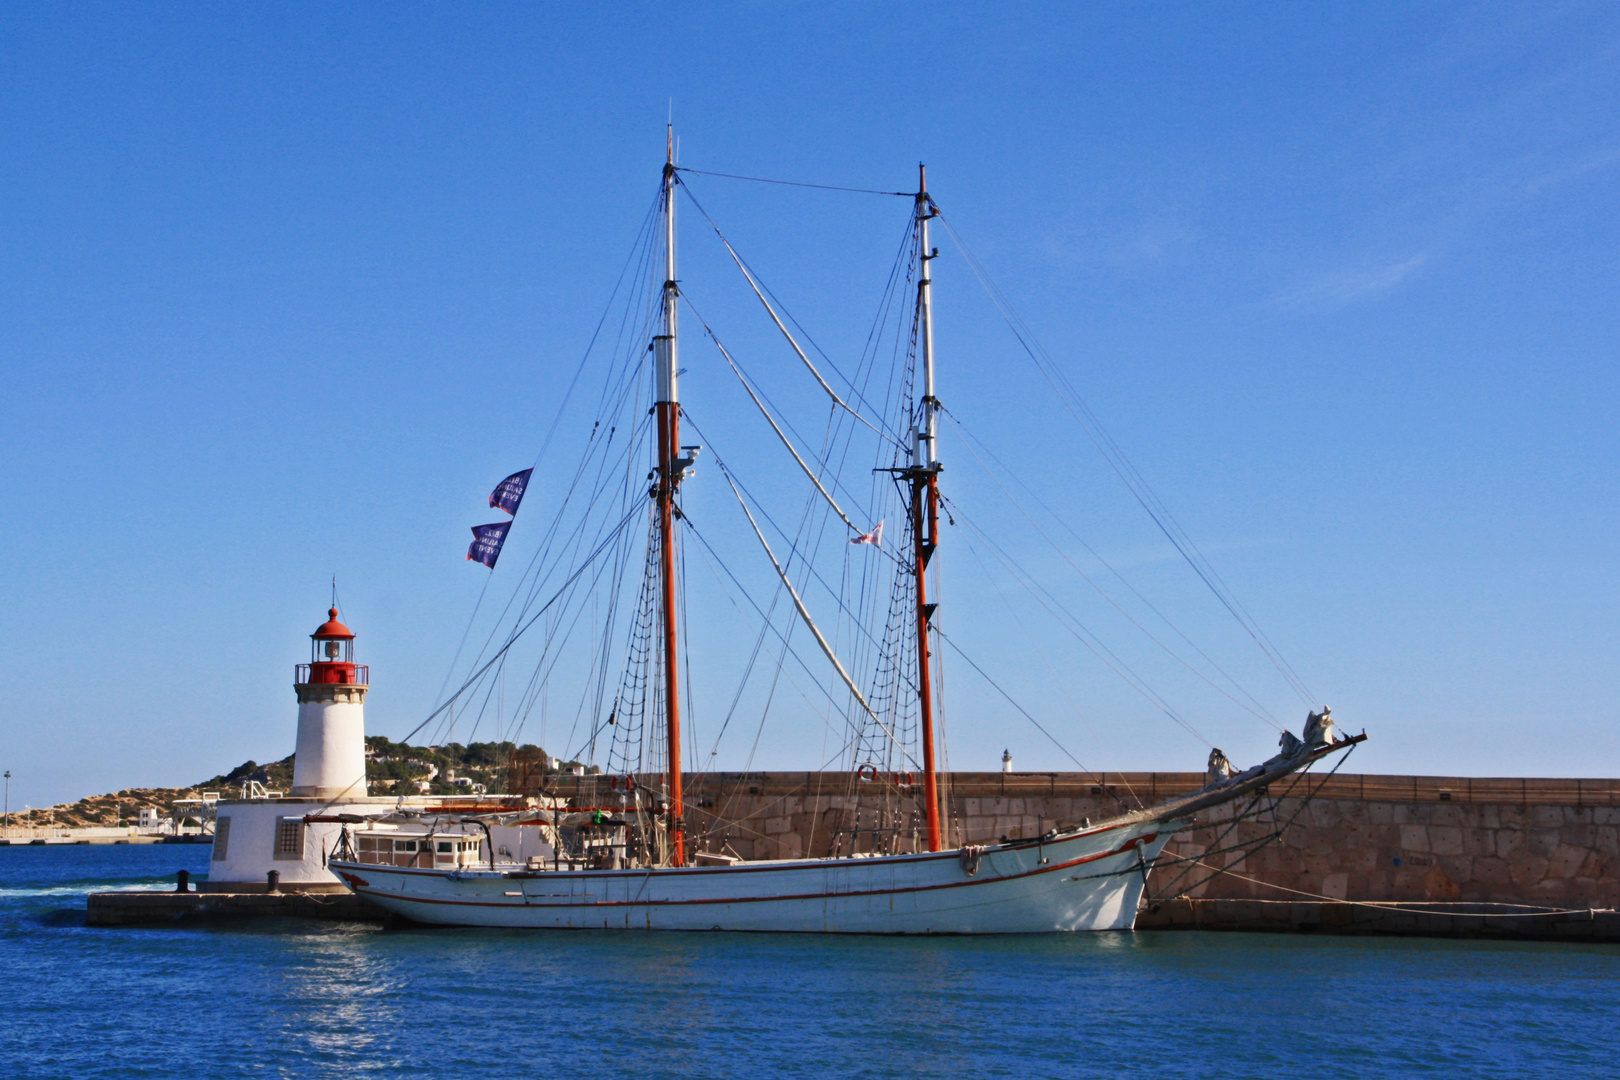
top-left (3, 3), bottom-right (1617, 810)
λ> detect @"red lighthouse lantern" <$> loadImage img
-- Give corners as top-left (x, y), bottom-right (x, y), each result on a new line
top-left (298, 608), bottom-right (367, 686)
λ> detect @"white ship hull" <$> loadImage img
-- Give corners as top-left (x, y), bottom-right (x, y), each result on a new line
top-left (331, 817), bottom-right (1180, 934)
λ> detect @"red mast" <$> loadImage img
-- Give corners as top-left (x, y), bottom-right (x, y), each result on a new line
top-left (655, 130), bottom-right (687, 867)
top-left (912, 165), bottom-right (945, 852)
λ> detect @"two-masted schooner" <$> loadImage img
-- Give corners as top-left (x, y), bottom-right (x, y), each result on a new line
top-left (324, 135), bottom-right (1362, 932)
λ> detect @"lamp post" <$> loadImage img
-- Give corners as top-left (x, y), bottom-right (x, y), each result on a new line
top-left (3, 771), bottom-right (10, 833)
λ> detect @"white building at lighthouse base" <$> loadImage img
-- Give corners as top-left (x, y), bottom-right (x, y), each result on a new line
top-left (204, 796), bottom-right (489, 892)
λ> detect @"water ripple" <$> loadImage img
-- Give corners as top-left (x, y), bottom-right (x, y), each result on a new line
top-left (2, 847), bottom-right (1616, 1079)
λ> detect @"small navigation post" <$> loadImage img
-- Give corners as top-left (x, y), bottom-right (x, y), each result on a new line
top-left (3, 770), bottom-right (9, 834)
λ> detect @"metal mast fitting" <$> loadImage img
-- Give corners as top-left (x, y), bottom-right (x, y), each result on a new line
top-left (911, 164), bottom-right (945, 853)
top-left (655, 128), bottom-right (686, 867)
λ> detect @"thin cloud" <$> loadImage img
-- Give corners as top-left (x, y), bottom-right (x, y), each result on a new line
top-left (1271, 253), bottom-right (1429, 312)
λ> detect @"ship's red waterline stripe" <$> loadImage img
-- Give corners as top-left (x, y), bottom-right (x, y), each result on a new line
top-left (335, 830), bottom-right (1160, 911)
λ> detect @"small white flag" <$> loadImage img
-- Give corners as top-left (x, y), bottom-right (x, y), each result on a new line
top-left (850, 520), bottom-right (885, 548)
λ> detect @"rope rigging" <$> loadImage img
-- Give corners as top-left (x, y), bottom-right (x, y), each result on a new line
top-left (952, 500), bottom-right (1214, 747)
top-left (942, 408), bottom-right (1284, 731)
top-left (672, 165), bottom-right (913, 198)
top-left (404, 160), bottom-right (1333, 866)
top-left (685, 299), bottom-right (861, 534)
top-left (716, 458), bottom-right (921, 769)
top-left (932, 206), bottom-right (1320, 710)
top-left (677, 180), bottom-right (906, 448)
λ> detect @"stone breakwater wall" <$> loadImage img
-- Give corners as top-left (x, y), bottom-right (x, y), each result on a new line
top-left (543, 771), bottom-right (1620, 911)
top-left (1150, 774), bottom-right (1620, 910)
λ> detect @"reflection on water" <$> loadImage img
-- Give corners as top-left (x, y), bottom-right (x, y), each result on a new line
top-left (2, 846), bottom-right (1617, 1079)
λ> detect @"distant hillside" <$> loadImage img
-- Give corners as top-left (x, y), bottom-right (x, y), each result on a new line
top-left (26, 738), bottom-right (593, 828)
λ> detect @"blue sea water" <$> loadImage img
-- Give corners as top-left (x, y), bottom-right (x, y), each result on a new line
top-left (2, 846), bottom-right (1618, 1079)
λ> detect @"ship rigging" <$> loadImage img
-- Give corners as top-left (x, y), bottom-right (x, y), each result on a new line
top-left (324, 134), bottom-right (1363, 932)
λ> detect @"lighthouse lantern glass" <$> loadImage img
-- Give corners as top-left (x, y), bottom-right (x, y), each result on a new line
top-left (312, 636), bottom-right (353, 664)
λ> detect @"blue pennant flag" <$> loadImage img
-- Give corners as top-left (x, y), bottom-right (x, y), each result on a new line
top-left (489, 469), bottom-right (533, 516)
top-left (467, 521), bottom-right (512, 569)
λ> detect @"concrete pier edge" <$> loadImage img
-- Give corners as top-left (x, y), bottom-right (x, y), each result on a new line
top-left (86, 890), bottom-right (385, 926)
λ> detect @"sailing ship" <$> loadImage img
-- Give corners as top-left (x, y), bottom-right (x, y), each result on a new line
top-left (325, 135), bottom-right (1363, 933)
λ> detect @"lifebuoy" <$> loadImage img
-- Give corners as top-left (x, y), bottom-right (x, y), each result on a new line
top-left (857, 763), bottom-right (879, 782)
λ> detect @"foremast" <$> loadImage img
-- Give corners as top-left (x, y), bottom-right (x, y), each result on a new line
top-left (910, 165), bottom-right (945, 852)
top-left (654, 129), bottom-right (686, 867)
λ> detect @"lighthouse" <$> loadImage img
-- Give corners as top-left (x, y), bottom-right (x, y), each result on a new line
top-left (291, 608), bottom-right (369, 799)
top-left (204, 605), bottom-right (384, 891)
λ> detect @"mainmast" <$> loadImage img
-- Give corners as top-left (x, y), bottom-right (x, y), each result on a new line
top-left (911, 164), bottom-right (945, 852)
top-left (654, 128), bottom-right (687, 867)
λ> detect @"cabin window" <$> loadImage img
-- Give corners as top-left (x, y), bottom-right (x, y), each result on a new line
top-left (274, 819), bottom-right (305, 860)
top-left (394, 840), bottom-right (417, 853)
top-left (212, 817), bottom-right (231, 861)
top-left (437, 842), bottom-right (452, 853)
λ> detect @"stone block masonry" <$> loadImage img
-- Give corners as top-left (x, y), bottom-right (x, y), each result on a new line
top-left (1140, 773), bottom-right (1620, 910)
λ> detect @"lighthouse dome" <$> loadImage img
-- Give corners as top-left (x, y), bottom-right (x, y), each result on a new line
top-left (312, 608), bottom-right (355, 640)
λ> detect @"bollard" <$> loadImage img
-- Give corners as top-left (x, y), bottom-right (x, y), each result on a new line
top-left (267, 870), bottom-right (280, 893)
top-left (175, 869), bottom-right (190, 893)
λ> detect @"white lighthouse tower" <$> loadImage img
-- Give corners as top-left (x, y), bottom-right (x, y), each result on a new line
top-left (291, 608), bottom-right (368, 799)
